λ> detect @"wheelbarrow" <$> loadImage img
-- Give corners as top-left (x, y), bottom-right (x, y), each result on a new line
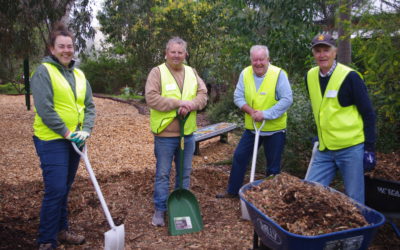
top-left (239, 180), bottom-right (385, 250)
top-left (365, 175), bottom-right (400, 238)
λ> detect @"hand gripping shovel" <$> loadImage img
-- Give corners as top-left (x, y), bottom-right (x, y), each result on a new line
top-left (240, 120), bottom-right (265, 220)
top-left (167, 113), bottom-right (203, 235)
top-left (72, 143), bottom-right (125, 250)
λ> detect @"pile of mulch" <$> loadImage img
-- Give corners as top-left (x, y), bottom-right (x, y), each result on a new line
top-left (243, 173), bottom-right (368, 236)
top-left (366, 151), bottom-right (400, 182)
top-left (0, 95), bottom-right (399, 249)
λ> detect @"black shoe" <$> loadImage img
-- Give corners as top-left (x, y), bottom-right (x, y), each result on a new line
top-left (216, 192), bottom-right (239, 198)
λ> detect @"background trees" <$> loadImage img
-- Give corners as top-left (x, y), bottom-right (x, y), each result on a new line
top-left (0, 0), bottom-right (94, 89)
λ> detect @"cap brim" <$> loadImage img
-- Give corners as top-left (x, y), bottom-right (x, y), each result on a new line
top-left (311, 42), bottom-right (334, 48)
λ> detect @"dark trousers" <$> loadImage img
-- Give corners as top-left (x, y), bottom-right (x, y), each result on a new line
top-left (33, 136), bottom-right (80, 247)
top-left (227, 130), bottom-right (286, 194)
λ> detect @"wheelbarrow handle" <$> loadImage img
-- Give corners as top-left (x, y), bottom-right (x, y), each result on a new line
top-left (72, 143), bottom-right (117, 229)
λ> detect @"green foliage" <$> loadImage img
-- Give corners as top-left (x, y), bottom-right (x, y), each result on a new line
top-left (206, 87), bottom-right (243, 128)
top-left (79, 55), bottom-right (135, 94)
top-left (353, 11), bottom-right (400, 152)
top-left (113, 86), bottom-right (144, 100)
top-left (237, 0), bottom-right (320, 76)
top-left (283, 76), bottom-right (315, 175)
top-left (0, 0), bottom-right (94, 87)
top-left (97, 0), bottom-right (319, 95)
top-left (0, 82), bottom-right (24, 94)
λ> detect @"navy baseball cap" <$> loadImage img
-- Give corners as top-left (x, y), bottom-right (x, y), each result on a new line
top-left (311, 33), bottom-right (336, 48)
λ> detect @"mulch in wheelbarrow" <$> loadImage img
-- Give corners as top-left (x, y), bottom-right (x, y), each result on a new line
top-left (243, 173), bottom-right (369, 236)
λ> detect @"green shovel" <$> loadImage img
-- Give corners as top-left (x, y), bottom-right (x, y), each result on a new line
top-left (167, 112), bottom-right (203, 236)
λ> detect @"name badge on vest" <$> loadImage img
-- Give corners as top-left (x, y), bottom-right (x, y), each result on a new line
top-left (326, 90), bottom-right (338, 98)
top-left (260, 92), bottom-right (266, 95)
top-left (166, 84), bottom-right (177, 91)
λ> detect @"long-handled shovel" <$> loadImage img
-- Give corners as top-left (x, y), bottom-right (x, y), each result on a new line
top-left (167, 113), bottom-right (203, 236)
top-left (72, 143), bottom-right (125, 250)
top-left (240, 120), bottom-right (265, 220)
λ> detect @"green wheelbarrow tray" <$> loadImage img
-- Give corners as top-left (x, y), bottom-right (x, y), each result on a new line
top-left (167, 112), bottom-right (203, 236)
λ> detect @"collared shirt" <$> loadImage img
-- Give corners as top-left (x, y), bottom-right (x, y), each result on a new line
top-left (234, 66), bottom-right (293, 136)
top-left (320, 60), bottom-right (337, 77)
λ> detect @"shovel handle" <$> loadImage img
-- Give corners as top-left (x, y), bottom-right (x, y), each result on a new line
top-left (253, 120), bottom-right (265, 133)
top-left (176, 111), bottom-right (190, 189)
top-left (249, 120), bottom-right (266, 183)
top-left (305, 141), bottom-right (319, 180)
top-left (72, 143), bottom-right (117, 229)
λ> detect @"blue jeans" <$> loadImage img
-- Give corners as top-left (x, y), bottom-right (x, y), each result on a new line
top-left (227, 130), bottom-right (286, 195)
top-left (33, 137), bottom-right (81, 247)
top-left (305, 143), bottom-right (365, 204)
top-left (153, 135), bottom-right (195, 211)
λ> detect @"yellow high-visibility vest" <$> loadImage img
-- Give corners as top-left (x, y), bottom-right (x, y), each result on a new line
top-left (150, 63), bottom-right (198, 135)
top-left (34, 63), bottom-right (87, 140)
top-left (243, 65), bottom-right (287, 131)
top-left (307, 63), bottom-right (364, 150)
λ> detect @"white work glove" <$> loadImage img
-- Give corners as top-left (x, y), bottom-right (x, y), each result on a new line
top-left (71, 131), bottom-right (90, 148)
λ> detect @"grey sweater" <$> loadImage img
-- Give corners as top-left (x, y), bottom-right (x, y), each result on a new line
top-left (31, 56), bottom-right (96, 137)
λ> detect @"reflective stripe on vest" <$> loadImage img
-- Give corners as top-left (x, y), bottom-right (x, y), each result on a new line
top-left (307, 63), bottom-right (364, 150)
top-left (150, 63), bottom-right (198, 135)
top-left (243, 64), bottom-right (287, 131)
top-left (33, 63), bottom-right (87, 140)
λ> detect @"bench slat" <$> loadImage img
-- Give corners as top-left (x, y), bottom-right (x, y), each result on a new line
top-left (193, 122), bottom-right (237, 155)
top-left (194, 122), bottom-right (237, 142)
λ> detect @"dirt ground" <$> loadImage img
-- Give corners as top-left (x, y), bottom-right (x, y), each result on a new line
top-left (0, 95), bottom-right (399, 250)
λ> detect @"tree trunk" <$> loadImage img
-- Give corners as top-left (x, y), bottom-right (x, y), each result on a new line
top-left (337, 0), bottom-right (352, 65)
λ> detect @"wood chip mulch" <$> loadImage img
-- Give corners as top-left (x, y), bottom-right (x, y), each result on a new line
top-left (366, 151), bottom-right (400, 182)
top-left (243, 173), bottom-right (368, 236)
top-left (0, 94), bottom-right (399, 250)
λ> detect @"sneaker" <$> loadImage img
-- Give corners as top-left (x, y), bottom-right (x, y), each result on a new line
top-left (58, 230), bottom-right (85, 245)
top-left (38, 243), bottom-right (54, 250)
top-left (152, 210), bottom-right (165, 227)
top-left (215, 192), bottom-right (239, 199)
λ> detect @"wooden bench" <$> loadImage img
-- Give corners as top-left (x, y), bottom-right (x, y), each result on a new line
top-left (193, 122), bottom-right (237, 155)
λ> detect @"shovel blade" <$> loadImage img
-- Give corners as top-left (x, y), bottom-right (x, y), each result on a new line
top-left (104, 224), bottom-right (125, 250)
top-left (167, 189), bottom-right (203, 236)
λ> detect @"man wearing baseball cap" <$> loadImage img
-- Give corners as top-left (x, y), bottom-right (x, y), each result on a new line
top-left (304, 33), bottom-right (376, 204)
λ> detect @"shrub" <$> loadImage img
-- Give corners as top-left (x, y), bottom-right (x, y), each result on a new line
top-left (0, 82), bottom-right (25, 94)
top-left (352, 12), bottom-right (400, 153)
top-left (283, 80), bottom-right (315, 176)
top-left (206, 87), bottom-right (243, 127)
top-left (80, 56), bottom-right (134, 94)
